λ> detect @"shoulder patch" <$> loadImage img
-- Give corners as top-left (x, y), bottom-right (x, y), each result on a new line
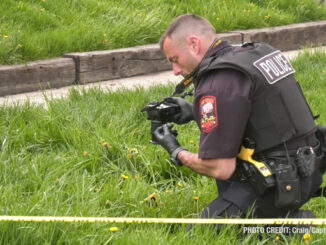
top-left (199, 96), bottom-right (218, 133)
top-left (253, 50), bottom-right (295, 84)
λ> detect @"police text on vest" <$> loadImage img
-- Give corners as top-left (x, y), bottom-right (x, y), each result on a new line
top-left (253, 50), bottom-right (295, 84)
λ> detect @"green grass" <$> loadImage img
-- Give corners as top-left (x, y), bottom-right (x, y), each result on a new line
top-left (0, 0), bottom-right (326, 65)
top-left (0, 51), bottom-right (324, 243)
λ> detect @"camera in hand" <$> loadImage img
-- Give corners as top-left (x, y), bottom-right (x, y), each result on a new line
top-left (141, 100), bottom-right (180, 144)
top-left (141, 101), bottom-right (180, 122)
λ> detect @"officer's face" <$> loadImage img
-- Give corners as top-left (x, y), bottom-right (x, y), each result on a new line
top-left (163, 36), bottom-right (200, 77)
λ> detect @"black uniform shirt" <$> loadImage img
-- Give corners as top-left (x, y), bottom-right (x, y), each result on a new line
top-left (193, 51), bottom-right (252, 159)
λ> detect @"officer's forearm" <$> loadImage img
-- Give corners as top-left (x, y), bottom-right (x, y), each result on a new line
top-left (177, 151), bottom-right (236, 180)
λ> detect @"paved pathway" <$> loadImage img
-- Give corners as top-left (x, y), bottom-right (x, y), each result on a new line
top-left (0, 46), bottom-right (325, 106)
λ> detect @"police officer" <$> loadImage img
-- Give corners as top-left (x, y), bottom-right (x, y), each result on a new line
top-left (153, 14), bottom-right (323, 220)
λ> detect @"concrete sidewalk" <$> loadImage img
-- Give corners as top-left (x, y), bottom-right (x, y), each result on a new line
top-left (0, 46), bottom-right (325, 106)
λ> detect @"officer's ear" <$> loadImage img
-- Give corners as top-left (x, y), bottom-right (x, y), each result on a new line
top-left (187, 36), bottom-right (200, 55)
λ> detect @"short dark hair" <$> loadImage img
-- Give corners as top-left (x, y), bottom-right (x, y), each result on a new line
top-left (159, 14), bottom-right (216, 50)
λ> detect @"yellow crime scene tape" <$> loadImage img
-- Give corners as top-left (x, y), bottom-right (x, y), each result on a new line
top-left (1, 216), bottom-right (326, 226)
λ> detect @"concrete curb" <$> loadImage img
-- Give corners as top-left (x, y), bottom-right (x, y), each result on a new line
top-left (1, 20), bottom-right (326, 97)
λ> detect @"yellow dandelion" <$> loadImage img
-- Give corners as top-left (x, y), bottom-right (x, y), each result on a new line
top-left (275, 236), bottom-right (280, 241)
top-left (250, 2), bottom-right (255, 7)
top-left (42, 0), bottom-right (46, 2)
top-left (121, 174), bottom-right (129, 180)
top-left (103, 33), bottom-right (107, 37)
top-left (3, 35), bottom-right (8, 39)
top-left (134, 176), bottom-right (139, 181)
top-left (265, 14), bottom-right (271, 19)
top-left (109, 227), bottom-right (119, 232)
top-left (17, 44), bottom-right (22, 48)
top-left (177, 183), bottom-right (183, 188)
top-left (102, 141), bottom-right (109, 147)
top-left (189, 140), bottom-right (195, 145)
top-left (193, 196), bottom-right (199, 201)
top-left (83, 151), bottom-right (88, 156)
top-left (303, 233), bottom-right (311, 244)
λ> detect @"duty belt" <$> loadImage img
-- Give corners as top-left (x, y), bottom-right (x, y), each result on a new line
top-left (233, 141), bottom-right (323, 197)
top-left (256, 141), bottom-right (323, 174)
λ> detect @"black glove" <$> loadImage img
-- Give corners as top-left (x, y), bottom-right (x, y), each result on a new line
top-left (164, 97), bottom-right (194, 124)
top-left (153, 124), bottom-right (186, 166)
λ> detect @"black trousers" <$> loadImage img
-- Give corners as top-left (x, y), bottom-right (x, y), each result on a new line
top-left (201, 169), bottom-right (322, 219)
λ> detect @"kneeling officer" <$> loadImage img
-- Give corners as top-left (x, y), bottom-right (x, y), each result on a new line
top-left (153, 14), bottom-right (324, 220)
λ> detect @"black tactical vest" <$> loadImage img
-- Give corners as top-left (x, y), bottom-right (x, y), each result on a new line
top-left (196, 42), bottom-right (316, 152)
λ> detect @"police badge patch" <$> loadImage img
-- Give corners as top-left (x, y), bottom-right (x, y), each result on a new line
top-left (200, 96), bottom-right (218, 133)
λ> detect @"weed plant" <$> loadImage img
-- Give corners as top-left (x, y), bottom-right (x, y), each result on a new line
top-left (0, 0), bottom-right (326, 64)
top-left (0, 50), bottom-right (324, 243)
